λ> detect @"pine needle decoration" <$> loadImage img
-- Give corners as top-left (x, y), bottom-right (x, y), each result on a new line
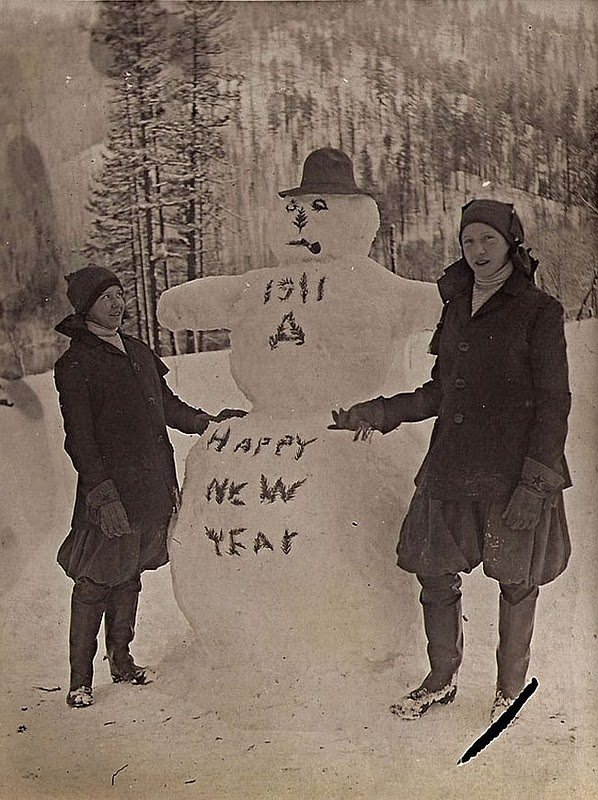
top-left (293, 207), bottom-right (308, 232)
top-left (317, 277), bottom-right (326, 301)
top-left (228, 481), bottom-right (248, 506)
top-left (207, 427), bottom-right (231, 452)
top-left (275, 434), bottom-right (295, 456)
top-left (252, 437), bottom-right (271, 456)
top-left (253, 532), bottom-right (274, 554)
top-left (300, 272), bottom-right (309, 303)
top-left (281, 477), bottom-right (307, 502)
top-left (278, 278), bottom-right (294, 301)
top-left (295, 435), bottom-right (318, 460)
top-left (268, 312), bottom-right (306, 349)
top-left (263, 280), bottom-right (273, 304)
top-left (204, 526), bottom-right (224, 557)
top-left (259, 474), bottom-right (273, 503)
top-left (227, 528), bottom-right (247, 556)
top-left (281, 529), bottom-right (299, 555)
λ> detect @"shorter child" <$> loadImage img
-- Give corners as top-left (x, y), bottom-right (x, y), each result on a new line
top-left (54, 267), bottom-right (245, 707)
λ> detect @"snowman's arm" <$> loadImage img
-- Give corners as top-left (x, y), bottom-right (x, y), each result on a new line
top-left (387, 276), bottom-right (441, 337)
top-left (157, 276), bottom-right (244, 332)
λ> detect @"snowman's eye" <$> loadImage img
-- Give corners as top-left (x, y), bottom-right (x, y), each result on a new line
top-left (311, 198), bottom-right (328, 212)
top-left (285, 200), bottom-right (300, 213)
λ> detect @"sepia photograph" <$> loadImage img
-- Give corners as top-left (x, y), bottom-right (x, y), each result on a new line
top-left (0, 0), bottom-right (596, 798)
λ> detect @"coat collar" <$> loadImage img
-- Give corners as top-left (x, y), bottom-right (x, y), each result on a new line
top-left (437, 258), bottom-right (531, 303)
top-left (55, 313), bottom-right (131, 356)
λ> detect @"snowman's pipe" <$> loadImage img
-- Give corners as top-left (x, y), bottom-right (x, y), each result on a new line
top-left (288, 239), bottom-right (321, 254)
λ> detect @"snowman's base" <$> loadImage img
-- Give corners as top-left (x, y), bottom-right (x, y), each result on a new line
top-left (155, 628), bottom-right (425, 732)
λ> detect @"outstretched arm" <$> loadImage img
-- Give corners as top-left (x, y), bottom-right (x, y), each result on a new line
top-left (157, 275), bottom-right (244, 332)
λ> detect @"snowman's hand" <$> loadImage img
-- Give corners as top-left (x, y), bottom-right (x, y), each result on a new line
top-left (214, 408), bottom-right (248, 422)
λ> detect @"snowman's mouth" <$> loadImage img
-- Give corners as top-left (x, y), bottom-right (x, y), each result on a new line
top-left (288, 238), bottom-right (321, 255)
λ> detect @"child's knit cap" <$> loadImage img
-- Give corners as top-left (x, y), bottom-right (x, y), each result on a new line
top-left (65, 267), bottom-right (123, 315)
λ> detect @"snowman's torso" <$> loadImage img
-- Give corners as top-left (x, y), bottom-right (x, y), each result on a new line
top-left (229, 259), bottom-right (400, 412)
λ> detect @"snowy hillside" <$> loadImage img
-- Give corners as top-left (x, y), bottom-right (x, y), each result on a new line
top-left (0, 320), bottom-right (596, 800)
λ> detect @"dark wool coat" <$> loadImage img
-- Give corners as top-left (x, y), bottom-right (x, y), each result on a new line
top-left (379, 260), bottom-right (572, 585)
top-left (54, 315), bottom-right (204, 586)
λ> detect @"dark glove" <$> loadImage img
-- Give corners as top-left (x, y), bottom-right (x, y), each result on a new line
top-left (213, 408), bottom-right (248, 422)
top-left (86, 479), bottom-right (131, 539)
top-left (329, 397), bottom-right (387, 432)
top-left (501, 484), bottom-right (544, 531)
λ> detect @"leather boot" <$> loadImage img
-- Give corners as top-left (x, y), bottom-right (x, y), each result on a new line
top-left (391, 574), bottom-right (463, 720)
top-left (421, 586), bottom-right (464, 691)
top-left (496, 584), bottom-right (539, 699)
top-left (67, 582), bottom-right (107, 707)
top-left (104, 576), bottom-right (147, 684)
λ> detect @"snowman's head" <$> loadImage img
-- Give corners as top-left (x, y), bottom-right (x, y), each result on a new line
top-left (267, 193), bottom-right (380, 264)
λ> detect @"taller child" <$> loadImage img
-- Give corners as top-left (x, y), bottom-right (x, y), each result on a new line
top-left (332, 200), bottom-right (571, 723)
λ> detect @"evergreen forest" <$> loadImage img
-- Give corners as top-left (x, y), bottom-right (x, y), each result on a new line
top-left (1, 0), bottom-right (596, 371)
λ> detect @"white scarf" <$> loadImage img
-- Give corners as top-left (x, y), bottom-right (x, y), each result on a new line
top-left (85, 320), bottom-right (127, 353)
top-left (471, 261), bottom-right (513, 316)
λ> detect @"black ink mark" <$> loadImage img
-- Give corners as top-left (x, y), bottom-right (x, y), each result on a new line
top-left (263, 280), bottom-right (273, 304)
top-left (111, 764), bottom-right (129, 786)
top-left (317, 277), bottom-right (326, 301)
top-left (34, 686), bottom-right (61, 693)
top-left (457, 677), bottom-right (538, 765)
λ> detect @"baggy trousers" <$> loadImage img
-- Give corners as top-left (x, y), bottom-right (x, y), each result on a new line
top-left (69, 575), bottom-right (142, 690)
top-left (417, 573), bottom-right (539, 697)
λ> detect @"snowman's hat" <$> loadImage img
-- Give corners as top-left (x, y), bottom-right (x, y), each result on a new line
top-left (278, 148), bottom-right (372, 198)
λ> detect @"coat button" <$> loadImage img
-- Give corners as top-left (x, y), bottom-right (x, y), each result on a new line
top-left (458, 342), bottom-right (470, 352)
top-left (157, 434), bottom-right (165, 443)
top-left (148, 396), bottom-right (156, 405)
top-left (453, 413), bottom-right (464, 424)
top-left (455, 378), bottom-right (466, 389)
top-left (132, 361), bottom-right (141, 372)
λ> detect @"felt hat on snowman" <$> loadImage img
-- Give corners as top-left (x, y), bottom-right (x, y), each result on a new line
top-left (278, 148), bottom-right (373, 198)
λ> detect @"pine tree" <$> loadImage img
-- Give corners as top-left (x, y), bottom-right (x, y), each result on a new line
top-left (84, 0), bottom-right (168, 350)
top-left (158, 0), bottom-right (239, 353)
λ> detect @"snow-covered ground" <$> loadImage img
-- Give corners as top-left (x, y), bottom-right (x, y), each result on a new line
top-left (0, 321), bottom-right (596, 800)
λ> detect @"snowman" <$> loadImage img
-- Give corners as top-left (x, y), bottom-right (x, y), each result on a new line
top-left (156, 149), bottom-right (440, 697)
